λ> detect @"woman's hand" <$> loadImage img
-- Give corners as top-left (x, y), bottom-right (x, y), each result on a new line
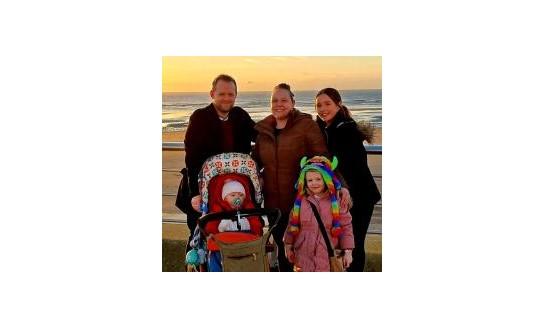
top-left (284, 244), bottom-right (295, 264)
top-left (191, 195), bottom-right (202, 212)
top-left (342, 250), bottom-right (353, 268)
top-left (338, 188), bottom-right (353, 210)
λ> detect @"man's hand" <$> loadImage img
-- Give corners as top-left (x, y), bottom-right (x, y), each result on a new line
top-left (191, 195), bottom-right (202, 212)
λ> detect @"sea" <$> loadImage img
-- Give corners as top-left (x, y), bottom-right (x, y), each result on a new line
top-left (162, 89), bottom-right (381, 132)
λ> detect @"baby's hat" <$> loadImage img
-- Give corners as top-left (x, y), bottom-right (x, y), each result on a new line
top-left (221, 180), bottom-right (245, 200)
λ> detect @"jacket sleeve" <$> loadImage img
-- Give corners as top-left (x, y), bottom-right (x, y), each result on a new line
top-left (184, 112), bottom-right (204, 195)
top-left (252, 134), bottom-right (262, 168)
top-left (338, 203), bottom-right (355, 250)
top-left (305, 120), bottom-right (329, 157)
top-left (282, 209), bottom-right (296, 245)
top-left (204, 219), bottom-right (220, 235)
top-left (248, 216), bottom-right (263, 236)
top-left (244, 112), bottom-right (257, 143)
top-left (336, 125), bottom-right (369, 193)
top-left (306, 120), bottom-right (350, 188)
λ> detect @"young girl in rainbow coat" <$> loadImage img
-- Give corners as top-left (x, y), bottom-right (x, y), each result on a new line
top-left (283, 156), bottom-right (354, 272)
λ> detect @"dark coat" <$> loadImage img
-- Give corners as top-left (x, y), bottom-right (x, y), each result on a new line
top-left (317, 113), bottom-right (381, 205)
top-left (184, 103), bottom-right (256, 195)
top-left (254, 109), bottom-right (328, 220)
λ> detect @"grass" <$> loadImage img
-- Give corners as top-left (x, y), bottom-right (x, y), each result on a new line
top-left (162, 239), bottom-right (187, 272)
top-left (162, 235), bottom-right (382, 272)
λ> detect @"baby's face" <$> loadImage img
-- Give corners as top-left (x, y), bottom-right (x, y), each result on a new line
top-left (224, 192), bottom-right (246, 208)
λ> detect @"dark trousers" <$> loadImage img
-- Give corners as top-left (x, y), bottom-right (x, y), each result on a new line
top-left (186, 208), bottom-right (200, 252)
top-left (270, 213), bottom-right (293, 272)
top-left (347, 202), bottom-right (375, 272)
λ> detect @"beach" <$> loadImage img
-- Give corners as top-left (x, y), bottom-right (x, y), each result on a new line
top-left (162, 128), bottom-right (382, 144)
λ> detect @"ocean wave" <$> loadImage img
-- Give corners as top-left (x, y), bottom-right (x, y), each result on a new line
top-left (162, 118), bottom-right (189, 123)
top-left (349, 99), bottom-right (381, 104)
top-left (237, 100), bottom-right (268, 108)
top-left (162, 90), bottom-right (382, 130)
top-left (162, 103), bottom-right (209, 109)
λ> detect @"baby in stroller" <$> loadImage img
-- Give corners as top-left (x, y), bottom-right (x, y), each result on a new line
top-left (186, 152), bottom-right (278, 272)
top-left (204, 173), bottom-right (263, 271)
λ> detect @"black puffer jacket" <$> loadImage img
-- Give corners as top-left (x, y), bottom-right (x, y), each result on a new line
top-left (317, 112), bottom-right (381, 205)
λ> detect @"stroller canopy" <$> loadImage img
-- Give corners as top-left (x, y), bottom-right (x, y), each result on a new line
top-left (198, 152), bottom-right (262, 214)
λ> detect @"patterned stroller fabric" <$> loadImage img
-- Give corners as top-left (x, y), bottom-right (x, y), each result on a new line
top-left (198, 152), bottom-right (262, 215)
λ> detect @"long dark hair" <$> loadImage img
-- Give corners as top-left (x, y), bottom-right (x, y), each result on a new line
top-left (316, 87), bottom-right (375, 142)
top-left (316, 87), bottom-right (352, 119)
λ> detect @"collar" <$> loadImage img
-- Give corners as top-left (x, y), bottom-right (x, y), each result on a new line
top-left (317, 111), bottom-right (354, 130)
top-left (255, 109), bottom-right (305, 137)
top-left (307, 193), bottom-right (330, 205)
top-left (208, 103), bottom-right (237, 121)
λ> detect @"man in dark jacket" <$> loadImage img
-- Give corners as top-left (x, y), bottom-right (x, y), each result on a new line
top-left (183, 74), bottom-right (256, 240)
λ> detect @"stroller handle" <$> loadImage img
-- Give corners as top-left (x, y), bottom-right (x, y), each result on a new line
top-left (198, 208), bottom-right (281, 233)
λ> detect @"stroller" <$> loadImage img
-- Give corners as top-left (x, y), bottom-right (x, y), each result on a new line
top-left (185, 152), bottom-right (280, 272)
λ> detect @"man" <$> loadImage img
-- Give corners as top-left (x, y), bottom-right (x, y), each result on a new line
top-left (183, 74), bottom-right (256, 240)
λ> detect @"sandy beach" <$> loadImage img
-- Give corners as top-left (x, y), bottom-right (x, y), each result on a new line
top-left (162, 128), bottom-right (382, 144)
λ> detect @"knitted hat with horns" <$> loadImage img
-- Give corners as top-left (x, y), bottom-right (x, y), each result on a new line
top-left (287, 156), bottom-right (343, 238)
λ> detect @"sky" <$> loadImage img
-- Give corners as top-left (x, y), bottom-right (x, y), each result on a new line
top-left (162, 56), bottom-right (381, 92)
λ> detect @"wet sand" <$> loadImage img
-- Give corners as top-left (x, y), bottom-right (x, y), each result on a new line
top-left (162, 127), bottom-right (382, 144)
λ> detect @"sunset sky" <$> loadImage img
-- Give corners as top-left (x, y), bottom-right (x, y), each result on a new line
top-left (162, 56), bottom-right (381, 92)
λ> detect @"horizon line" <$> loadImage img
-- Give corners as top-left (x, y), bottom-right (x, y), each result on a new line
top-left (163, 88), bottom-right (382, 94)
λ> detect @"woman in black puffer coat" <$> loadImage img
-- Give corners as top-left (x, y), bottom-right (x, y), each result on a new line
top-left (315, 88), bottom-right (381, 272)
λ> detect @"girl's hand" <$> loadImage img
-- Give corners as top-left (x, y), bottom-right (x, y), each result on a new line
top-left (338, 188), bottom-right (353, 210)
top-left (191, 195), bottom-right (202, 212)
top-left (342, 250), bottom-right (353, 268)
top-left (284, 244), bottom-right (295, 264)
